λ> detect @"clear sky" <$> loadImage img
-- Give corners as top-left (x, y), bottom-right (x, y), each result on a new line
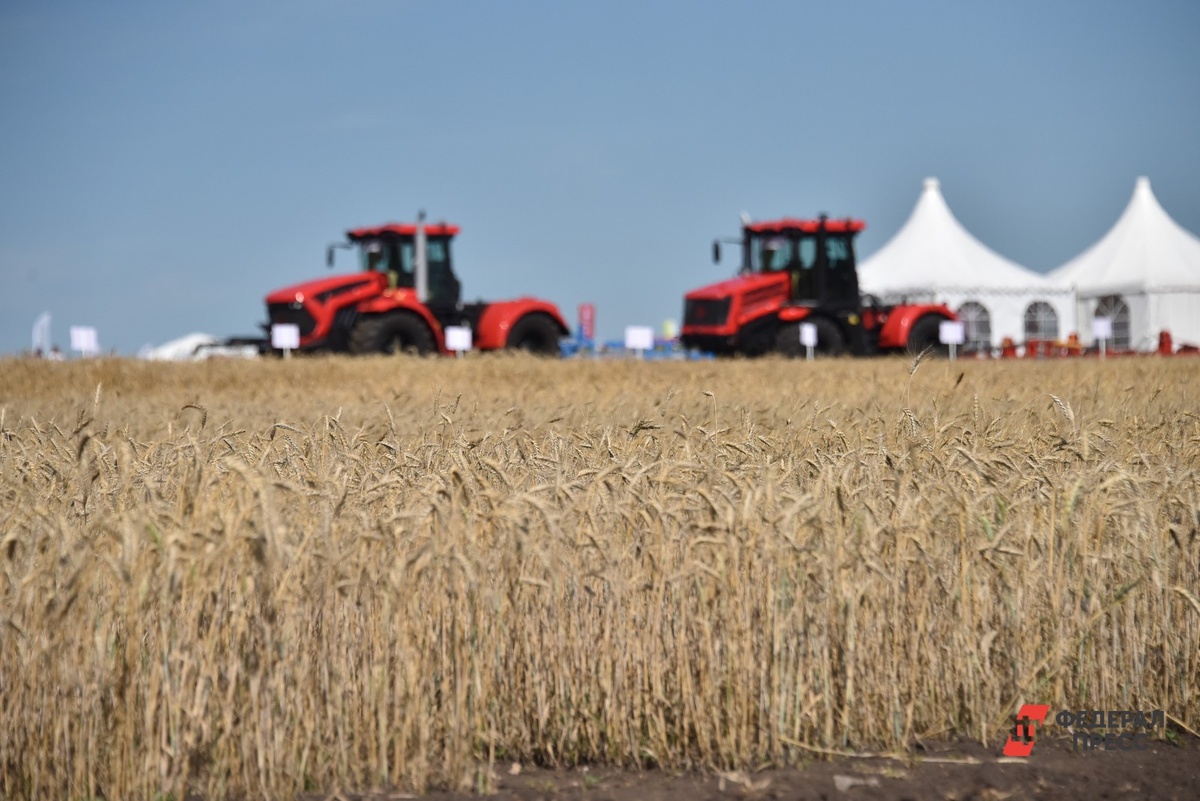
top-left (2, 0), bottom-right (1198, 355)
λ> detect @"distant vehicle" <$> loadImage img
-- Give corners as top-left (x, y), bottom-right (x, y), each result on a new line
top-left (264, 213), bottom-right (568, 356)
top-left (680, 215), bottom-right (955, 357)
top-left (142, 333), bottom-right (253, 361)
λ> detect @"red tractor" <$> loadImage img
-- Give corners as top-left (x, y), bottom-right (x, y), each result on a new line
top-left (680, 215), bottom-right (955, 357)
top-left (264, 213), bottom-right (569, 356)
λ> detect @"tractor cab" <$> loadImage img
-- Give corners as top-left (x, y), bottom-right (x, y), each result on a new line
top-left (737, 217), bottom-right (865, 313)
top-left (342, 222), bottom-right (463, 311)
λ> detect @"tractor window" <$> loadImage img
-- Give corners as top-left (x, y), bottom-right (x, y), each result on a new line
top-left (426, 239), bottom-right (448, 267)
top-left (425, 237), bottom-right (461, 307)
top-left (792, 237), bottom-right (819, 300)
top-left (825, 236), bottom-right (851, 270)
top-left (798, 238), bottom-right (817, 270)
top-left (360, 239), bottom-right (415, 288)
top-left (824, 236), bottom-right (858, 303)
top-left (397, 242), bottom-right (414, 278)
top-left (748, 235), bottom-right (793, 272)
top-left (392, 241), bottom-right (415, 288)
top-left (763, 236), bottom-right (792, 270)
top-left (361, 240), bottom-right (386, 273)
top-left (357, 236), bottom-right (460, 303)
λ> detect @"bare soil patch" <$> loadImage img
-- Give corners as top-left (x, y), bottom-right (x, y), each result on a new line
top-left (315, 735), bottom-right (1200, 801)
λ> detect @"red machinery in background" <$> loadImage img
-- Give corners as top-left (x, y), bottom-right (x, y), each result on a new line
top-left (681, 215), bottom-right (955, 357)
top-left (264, 212), bottom-right (568, 356)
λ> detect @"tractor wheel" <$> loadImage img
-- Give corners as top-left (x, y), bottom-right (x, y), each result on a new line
top-left (775, 316), bottom-right (844, 357)
top-left (349, 311), bottom-right (435, 356)
top-left (906, 315), bottom-right (951, 357)
top-left (506, 313), bottom-right (562, 356)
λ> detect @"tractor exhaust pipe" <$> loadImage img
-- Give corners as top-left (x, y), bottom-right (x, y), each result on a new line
top-left (415, 209), bottom-right (428, 303)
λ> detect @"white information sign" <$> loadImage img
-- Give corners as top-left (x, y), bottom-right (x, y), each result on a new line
top-left (939, 320), bottom-right (966, 361)
top-left (939, 320), bottom-right (966, 345)
top-left (799, 322), bottom-right (818, 348)
top-left (271, 323), bottom-right (301, 352)
top-left (1093, 316), bottom-right (1113, 359)
top-left (70, 325), bottom-right (99, 356)
top-left (624, 325), bottom-right (654, 353)
top-left (445, 325), bottom-right (473, 353)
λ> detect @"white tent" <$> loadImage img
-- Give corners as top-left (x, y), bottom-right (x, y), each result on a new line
top-left (859, 178), bottom-right (1075, 352)
top-left (1051, 177), bottom-right (1200, 350)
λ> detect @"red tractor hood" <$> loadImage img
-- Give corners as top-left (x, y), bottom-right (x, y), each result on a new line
top-left (685, 271), bottom-right (789, 301)
top-left (265, 272), bottom-right (385, 304)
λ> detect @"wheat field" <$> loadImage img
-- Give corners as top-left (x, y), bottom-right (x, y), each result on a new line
top-left (1, 354), bottom-right (1197, 799)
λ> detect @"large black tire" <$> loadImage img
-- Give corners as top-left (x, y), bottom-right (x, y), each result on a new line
top-left (906, 314), bottom-right (951, 357)
top-left (506, 313), bottom-right (562, 356)
top-left (349, 311), bottom-right (435, 356)
top-left (775, 316), bottom-right (844, 357)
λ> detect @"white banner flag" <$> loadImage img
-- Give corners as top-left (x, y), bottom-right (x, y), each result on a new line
top-left (32, 312), bottom-right (51, 353)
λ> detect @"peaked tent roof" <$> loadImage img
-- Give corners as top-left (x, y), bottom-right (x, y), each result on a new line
top-left (859, 178), bottom-right (1059, 293)
top-left (1051, 177), bottom-right (1200, 293)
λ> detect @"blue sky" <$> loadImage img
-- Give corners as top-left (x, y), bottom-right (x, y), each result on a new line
top-left (2, 0), bottom-right (1198, 354)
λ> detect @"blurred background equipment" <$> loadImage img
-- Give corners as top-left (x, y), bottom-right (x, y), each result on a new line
top-left (681, 214), bottom-right (955, 358)
top-left (262, 212), bottom-right (569, 357)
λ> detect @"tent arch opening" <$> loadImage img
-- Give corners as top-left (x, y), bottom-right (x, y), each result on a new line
top-left (1023, 301), bottom-right (1060, 340)
top-left (1095, 295), bottom-right (1132, 349)
top-left (957, 301), bottom-right (992, 352)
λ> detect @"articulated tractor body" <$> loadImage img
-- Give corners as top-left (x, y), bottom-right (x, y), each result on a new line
top-left (681, 215), bottom-right (954, 357)
top-left (265, 215), bottom-right (567, 356)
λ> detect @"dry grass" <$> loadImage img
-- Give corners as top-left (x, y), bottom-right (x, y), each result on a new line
top-left (1, 354), bottom-right (1197, 799)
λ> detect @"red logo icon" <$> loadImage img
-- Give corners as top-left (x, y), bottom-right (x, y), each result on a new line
top-left (1003, 704), bottom-right (1051, 757)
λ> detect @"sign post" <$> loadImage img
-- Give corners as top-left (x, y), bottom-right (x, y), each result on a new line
top-left (624, 326), bottom-right (654, 360)
top-left (445, 326), bottom-right (472, 358)
top-left (69, 326), bottom-right (99, 358)
top-left (939, 320), bottom-right (966, 361)
top-left (1092, 317), bottom-right (1113, 360)
top-left (799, 322), bottom-right (817, 361)
top-left (271, 323), bottom-right (300, 359)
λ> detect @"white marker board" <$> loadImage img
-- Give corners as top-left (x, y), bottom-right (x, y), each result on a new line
top-left (799, 322), bottom-right (818, 348)
top-left (939, 320), bottom-right (966, 345)
top-left (271, 323), bottom-right (300, 351)
top-left (445, 326), bottom-right (473, 352)
top-left (624, 326), bottom-right (654, 352)
top-left (70, 325), bottom-right (99, 355)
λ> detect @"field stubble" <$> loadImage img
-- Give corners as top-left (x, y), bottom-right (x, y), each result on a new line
top-left (0, 355), bottom-right (1197, 799)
